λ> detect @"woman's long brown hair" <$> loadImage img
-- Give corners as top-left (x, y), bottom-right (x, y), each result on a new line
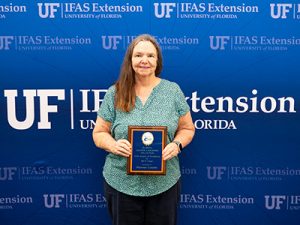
top-left (115, 34), bottom-right (163, 112)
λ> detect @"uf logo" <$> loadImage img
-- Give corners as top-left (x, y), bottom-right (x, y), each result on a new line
top-left (265, 195), bottom-right (286, 210)
top-left (101, 36), bottom-right (122, 50)
top-left (43, 194), bottom-right (65, 208)
top-left (153, 3), bottom-right (176, 18)
top-left (209, 36), bottom-right (230, 50)
top-left (0, 167), bottom-right (17, 181)
top-left (270, 4), bottom-right (293, 19)
top-left (0, 36), bottom-right (14, 50)
top-left (37, 3), bottom-right (60, 18)
top-left (207, 166), bottom-right (226, 180)
top-left (4, 89), bottom-right (65, 130)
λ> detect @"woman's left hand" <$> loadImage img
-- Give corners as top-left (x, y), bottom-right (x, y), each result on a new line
top-left (162, 142), bottom-right (180, 160)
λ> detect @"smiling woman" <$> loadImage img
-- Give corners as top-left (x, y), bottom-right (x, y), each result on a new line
top-left (114, 35), bottom-right (163, 112)
top-left (132, 41), bottom-right (158, 80)
top-left (92, 34), bottom-right (195, 225)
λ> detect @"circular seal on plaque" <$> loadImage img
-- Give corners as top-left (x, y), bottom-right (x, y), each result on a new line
top-left (142, 132), bottom-right (154, 146)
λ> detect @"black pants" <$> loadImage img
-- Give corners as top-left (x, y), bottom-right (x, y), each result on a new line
top-left (104, 180), bottom-right (181, 225)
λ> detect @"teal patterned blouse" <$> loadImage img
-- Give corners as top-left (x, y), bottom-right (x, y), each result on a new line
top-left (98, 79), bottom-right (190, 196)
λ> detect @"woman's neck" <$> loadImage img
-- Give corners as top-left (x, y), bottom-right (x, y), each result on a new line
top-left (134, 76), bottom-right (161, 105)
top-left (135, 75), bottom-right (160, 88)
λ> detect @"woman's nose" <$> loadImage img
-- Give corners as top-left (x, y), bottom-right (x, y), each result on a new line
top-left (141, 56), bottom-right (148, 62)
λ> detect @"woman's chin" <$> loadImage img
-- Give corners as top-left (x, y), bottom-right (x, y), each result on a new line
top-left (136, 73), bottom-right (153, 77)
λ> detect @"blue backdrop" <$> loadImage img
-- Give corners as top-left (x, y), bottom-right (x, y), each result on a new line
top-left (1, 1), bottom-right (300, 225)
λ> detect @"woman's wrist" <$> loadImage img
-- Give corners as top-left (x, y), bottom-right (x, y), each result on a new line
top-left (172, 140), bottom-right (182, 153)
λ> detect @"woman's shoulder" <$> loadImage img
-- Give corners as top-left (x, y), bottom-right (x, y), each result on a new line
top-left (102, 85), bottom-right (116, 100)
top-left (107, 84), bottom-right (116, 91)
top-left (106, 85), bottom-right (116, 94)
top-left (160, 78), bottom-right (181, 91)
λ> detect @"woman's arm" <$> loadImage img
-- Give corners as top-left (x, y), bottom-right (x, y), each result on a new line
top-left (92, 117), bottom-right (131, 157)
top-left (173, 111), bottom-right (195, 148)
top-left (162, 112), bottom-right (195, 160)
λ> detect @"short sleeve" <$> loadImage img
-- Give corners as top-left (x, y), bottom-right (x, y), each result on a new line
top-left (174, 83), bottom-right (190, 117)
top-left (97, 86), bottom-right (116, 123)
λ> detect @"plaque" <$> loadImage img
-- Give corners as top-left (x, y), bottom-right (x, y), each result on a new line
top-left (127, 126), bottom-right (167, 175)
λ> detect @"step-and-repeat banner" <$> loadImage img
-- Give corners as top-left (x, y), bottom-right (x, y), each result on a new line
top-left (1, 1), bottom-right (299, 225)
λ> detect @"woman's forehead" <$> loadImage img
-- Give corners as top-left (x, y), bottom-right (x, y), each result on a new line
top-left (133, 41), bottom-right (157, 53)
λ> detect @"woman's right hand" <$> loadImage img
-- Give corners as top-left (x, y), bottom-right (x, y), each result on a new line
top-left (112, 139), bottom-right (132, 157)
top-left (93, 118), bottom-right (131, 157)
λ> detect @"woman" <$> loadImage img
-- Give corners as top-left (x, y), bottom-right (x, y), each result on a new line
top-left (93, 34), bottom-right (195, 225)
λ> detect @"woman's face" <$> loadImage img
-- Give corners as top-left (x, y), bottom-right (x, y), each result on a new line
top-left (131, 41), bottom-right (158, 78)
